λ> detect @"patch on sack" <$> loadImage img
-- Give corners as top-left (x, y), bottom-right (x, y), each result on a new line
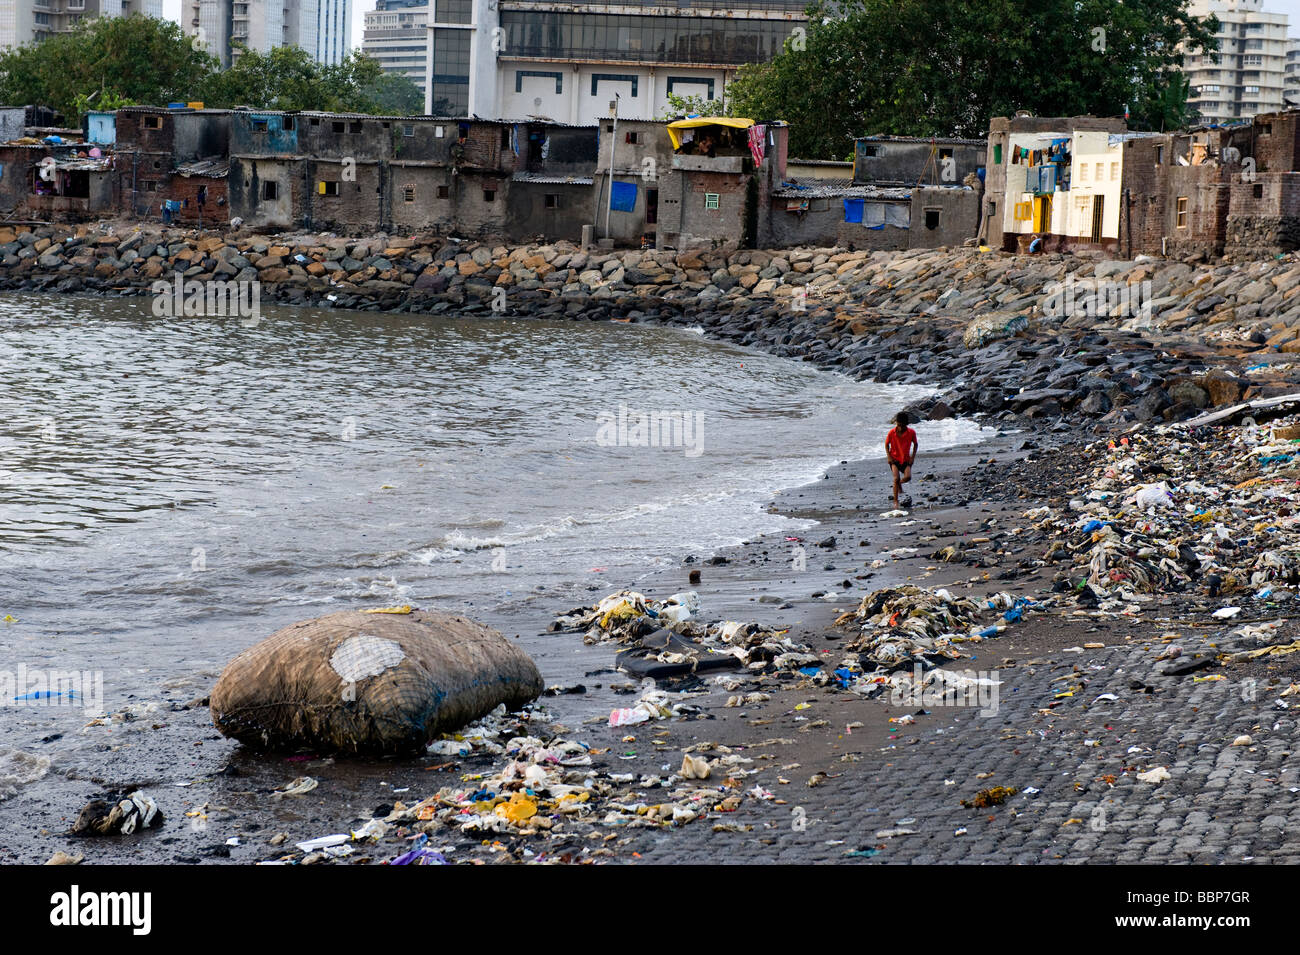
top-left (330, 634), bottom-right (406, 684)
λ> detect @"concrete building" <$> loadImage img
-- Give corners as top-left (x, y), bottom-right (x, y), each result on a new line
top-left (1185, 0), bottom-right (1289, 124)
top-left (853, 135), bottom-right (986, 186)
top-left (362, 0), bottom-right (429, 91)
top-left (424, 0), bottom-right (806, 124)
top-left (1120, 123), bottom-right (1254, 259)
top-left (227, 110), bottom-right (599, 240)
top-left (982, 115), bottom-right (1128, 253)
top-left (655, 116), bottom-right (788, 250)
top-left (186, 0), bottom-right (350, 67)
top-left (0, 0), bottom-right (162, 50)
top-left (116, 105), bottom-right (231, 223)
top-left (759, 132), bottom-right (985, 251)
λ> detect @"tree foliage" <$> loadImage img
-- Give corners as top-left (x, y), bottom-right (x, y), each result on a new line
top-left (728, 0), bottom-right (1220, 158)
top-left (0, 15), bottom-right (426, 120)
top-left (0, 15), bottom-right (214, 120)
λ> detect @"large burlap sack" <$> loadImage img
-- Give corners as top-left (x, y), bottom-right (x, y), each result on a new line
top-left (210, 609), bottom-right (544, 755)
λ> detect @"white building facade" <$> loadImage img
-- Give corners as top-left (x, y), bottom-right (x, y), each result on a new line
top-left (1, 0), bottom-right (162, 50)
top-left (423, 0), bottom-right (806, 124)
top-left (361, 0), bottom-right (429, 91)
top-left (185, 0), bottom-right (350, 67)
top-left (1185, 0), bottom-right (1289, 124)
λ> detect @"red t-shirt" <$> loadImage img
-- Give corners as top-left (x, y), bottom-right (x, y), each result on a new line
top-left (886, 426), bottom-right (917, 464)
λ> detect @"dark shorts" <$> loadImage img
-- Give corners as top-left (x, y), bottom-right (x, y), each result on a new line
top-left (888, 457), bottom-right (909, 471)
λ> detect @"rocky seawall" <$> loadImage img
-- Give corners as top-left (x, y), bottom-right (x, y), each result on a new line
top-left (5, 221), bottom-right (1300, 426)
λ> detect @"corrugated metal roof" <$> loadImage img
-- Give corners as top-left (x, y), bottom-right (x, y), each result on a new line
top-left (511, 172), bottom-right (594, 184)
top-left (175, 158), bottom-right (229, 177)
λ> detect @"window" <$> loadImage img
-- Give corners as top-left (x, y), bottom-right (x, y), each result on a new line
top-left (938, 148), bottom-right (953, 161)
top-left (142, 181), bottom-right (158, 191)
top-left (483, 189), bottom-right (495, 201)
top-left (403, 124), bottom-right (415, 137)
top-left (1176, 196), bottom-right (1188, 228)
top-left (252, 119), bottom-right (269, 132)
top-left (310, 117), bottom-right (321, 126)
top-left (403, 185), bottom-right (416, 202)
top-left (861, 144), bottom-right (879, 157)
top-left (1245, 85), bottom-right (1260, 94)
top-left (924, 208), bottom-right (941, 230)
top-left (1094, 162), bottom-right (1103, 180)
top-left (332, 121), bottom-right (345, 133)
top-left (1254, 183), bottom-right (1264, 199)
top-left (437, 185), bottom-right (449, 198)
top-left (1156, 145), bottom-right (1165, 164)
top-left (283, 116), bottom-right (295, 131)
top-left (501, 126), bottom-right (510, 148)
top-left (704, 193), bottom-right (720, 210)
top-left (142, 116), bottom-right (161, 129)
top-left (262, 181), bottom-right (279, 201)
top-left (1013, 200), bottom-right (1032, 221)
top-left (544, 193), bottom-right (561, 208)
top-left (436, 126), bottom-right (445, 138)
top-left (1079, 163), bottom-right (1089, 182)
top-left (1110, 162), bottom-right (1119, 181)
top-left (320, 181), bottom-right (340, 196)
top-left (993, 144), bottom-right (1002, 164)
top-left (350, 122), bottom-right (363, 133)
top-left (625, 131), bottom-right (640, 145)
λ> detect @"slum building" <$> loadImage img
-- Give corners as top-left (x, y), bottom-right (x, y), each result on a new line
top-left (588, 118), bottom-right (674, 248)
top-left (767, 133), bottom-right (984, 250)
top-left (0, 142), bottom-right (115, 222)
top-left (983, 115), bottom-right (1127, 253)
top-left (853, 135), bottom-right (985, 186)
top-left (1119, 124), bottom-right (1253, 260)
top-left (502, 121), bottom-right (598, 243)
top-left (229, 111), bottom-right (598, 241)
top-left (115, 106), bottom-right (231, 224)
top-left (1223, 109), bottom-right (1300, 258)
top-left (656, 117), bottom-right (789, 250)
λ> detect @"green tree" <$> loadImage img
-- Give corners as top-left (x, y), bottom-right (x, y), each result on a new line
top-left (0, 15), bottom-right (214, 121)
top-left (360, 72), bottom-right (425, 116)
top-left (658, 91), bottom-right (730, 120)
top-left (728, 0), bottom-right (1219, 158)
top-left (203, 48), bottom-right (415, 114)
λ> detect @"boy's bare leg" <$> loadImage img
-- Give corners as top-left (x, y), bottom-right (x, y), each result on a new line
top-left (891, 464), bottom-right (901, 508)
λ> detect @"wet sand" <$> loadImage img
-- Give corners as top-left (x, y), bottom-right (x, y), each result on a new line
top-left (0, 423), bottom-right (1040, 864)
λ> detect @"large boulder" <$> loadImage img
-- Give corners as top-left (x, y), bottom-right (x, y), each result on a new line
top-left (210, 609), bottom-right (543, 755)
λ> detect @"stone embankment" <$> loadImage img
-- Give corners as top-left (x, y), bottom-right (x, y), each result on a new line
top-left (6, 221), bottom-right (1300, 426)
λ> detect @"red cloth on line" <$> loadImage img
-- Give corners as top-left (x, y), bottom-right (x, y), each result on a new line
top-left (886, 426), bottom-right (917, 465)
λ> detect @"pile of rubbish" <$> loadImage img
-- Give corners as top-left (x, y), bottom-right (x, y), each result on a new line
top-left (552, 590), bottom-right (819, 676)
top-left (833, 585), bottom-right (1032, 669)
top-left (271, 705), bottom-right (772, 864)
top-left (1025, 418), bottom-right (1300, 611)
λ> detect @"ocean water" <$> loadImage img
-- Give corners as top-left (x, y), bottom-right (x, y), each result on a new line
top-left (0, 292), bottom-right (985, 794)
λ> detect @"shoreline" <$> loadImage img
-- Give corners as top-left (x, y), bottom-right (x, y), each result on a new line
top-left (6, 225), bottom-right (1300, 863)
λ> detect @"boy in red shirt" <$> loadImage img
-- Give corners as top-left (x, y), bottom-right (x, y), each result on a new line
top-left (886, 411), bottom-right (918, 510)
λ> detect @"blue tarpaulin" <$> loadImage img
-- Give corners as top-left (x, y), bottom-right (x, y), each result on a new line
top-left (610, 180), bottom-right (637, 212)
top-left (843, 198), bottom-right (865, 223)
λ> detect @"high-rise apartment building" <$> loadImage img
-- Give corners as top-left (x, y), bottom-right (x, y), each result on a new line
top-left (1185, 0), bottom-right (1289, 124)
top-left (0, 0), bottom-right (162, 50)
top-left (361, 0), bottom-right (428, 91)
top-left (185, 0), bottom-right (350, 68)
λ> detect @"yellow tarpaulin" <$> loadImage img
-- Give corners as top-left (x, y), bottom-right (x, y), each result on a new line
top-left (666, 117), bottom-right (755, 150)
